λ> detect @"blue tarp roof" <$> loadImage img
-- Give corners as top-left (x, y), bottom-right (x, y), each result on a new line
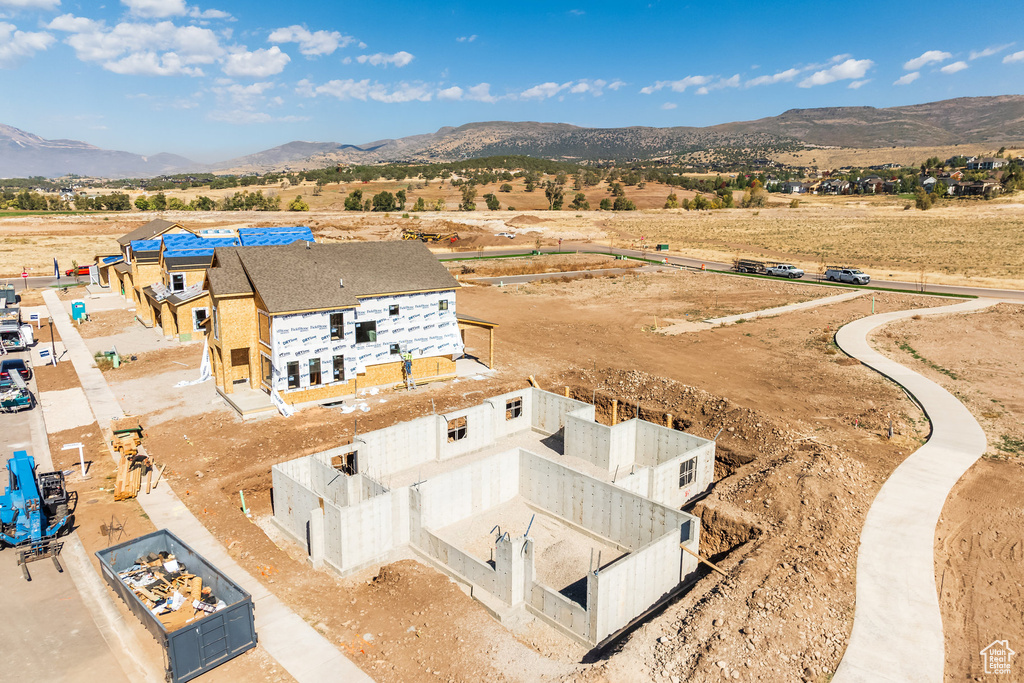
top-left (101, 255), bottom-right (122, 264)
top-left (163, 248), bottom-right (217, 258)
top-left (161, 234), bottom-right (239, 249)
top-left (238, 226), bottom-right (315, 246)
top-left (130, 239), bottom-right (162, 252)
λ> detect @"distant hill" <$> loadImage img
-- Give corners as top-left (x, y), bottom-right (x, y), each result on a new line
top-left (3, 95), bottom-right (1022, 178)
top-left (0, 124), bottom-right (195, 179)
top-left (219, 95), bottom-right (1024, 172)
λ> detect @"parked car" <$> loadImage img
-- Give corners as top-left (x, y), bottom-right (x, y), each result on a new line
top-left (765, 263), bottom-right (804, 279)
top-left (495, 232), bottom-right (516, 239)
top-left (0, 358), bottom-right (31, 387)
top-left (825, 267), bottom-right (871, 285)
top-left (65, 265), bottom-right (91, 276)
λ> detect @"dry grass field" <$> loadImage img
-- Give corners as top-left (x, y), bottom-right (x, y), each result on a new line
top-left (772, 144), bottom-right (1016, 169)
top-left (2, 183), bottom-right (1023, 289)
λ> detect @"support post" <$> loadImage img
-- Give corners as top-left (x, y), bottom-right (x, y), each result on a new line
top-left (309, 507), bottom-right (325, 569)
top-left (489, 328), bottom-right (494, 369)
top-left (611, 399), bottom-right (618, 426)
top-left (665, 413), bottom-right (673, 428)
top-left (564, 386), bottom-right (570, 398)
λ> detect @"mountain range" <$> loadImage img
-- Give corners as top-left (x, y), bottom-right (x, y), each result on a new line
top-left (2, 95), bottom-right (1022, 179)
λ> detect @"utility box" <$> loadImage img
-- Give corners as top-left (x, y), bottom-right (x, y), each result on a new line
top-left (71, 301), bottom-right (86, 321)
top-left (96, 529), bottom-right (257, 683)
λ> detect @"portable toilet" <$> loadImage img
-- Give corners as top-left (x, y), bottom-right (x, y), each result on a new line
top-left (71, 301), bottom-right (86, 322)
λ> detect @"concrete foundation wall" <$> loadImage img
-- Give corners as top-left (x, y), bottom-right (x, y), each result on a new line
top-left (592, 532), bottom-right (684, 643)
top-left (271, 464), bottom-right (321, 544)
top-left (438, 404), bottom-right (495, 460)
top-left (634, 421), bottom-right (714, 468)
top-left (528, 582), bottom-right (590, 641)
top-left (648, 443), bottom-right (715, 508)
top-left (415, 450), bottom-right (519, 529)
top-left (531, 389), bottom-right (593, 434)
top-left (564, 414), bottom-right (614, 470)
top-left (485, 389), bottom-right (533, 439)
top-left (520, 451), bottom-right (684, 551)
top-left (326, 490), bottom-right (409, 575)
top-left (309, 458), bottom-right (349, 507)
top-left (357, 416), bottom-right (436, 477)
top-left (417, 528), bottom-right (497, 595)
top-left (608, 419), bottom-right (637, 474)
top-left (613, 468), bottom-right (650, 496)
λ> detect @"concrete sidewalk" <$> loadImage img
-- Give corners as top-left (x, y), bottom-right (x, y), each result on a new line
top-left (42, 289), bottom-right (372, 683)
top-left (660, 289), bottom-right (866, 335)
top-left (832, 297), bottom-right (998, 683)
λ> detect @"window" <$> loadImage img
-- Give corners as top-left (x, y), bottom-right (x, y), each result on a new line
top-left (231, 348), bottom-right (249, 367)
top-left (309, 358), bottom-right (321, 386)
top-left (390, 343), bottom-right (401, 355)
top-left (330, 312), bottom-right (344, 341)
top-left (389, 304), bottom-right (399, 316)
top-left (355, 321), bottom-right (377, 344)
top-left (286, 361), bottom-right (299, 390)
top-left (170, 273), bottom-right (185, 292)
top-left (679, 457), bottom-right (696, 488)
top-left (331, 451), bottom-right (358, 476)
top-left (438, 300), bottom-right (449, 311)
top-left (258, 311), bottom-right (270, 346)
top-left (192, 307), bottom-right (209, 332)
top-left (332, 355), bottom-right (345, 382)
top-left (505, 397), bottom-right (522, 420)
top-left (261, 355), bottom-right (272, 385)
top-left (212, 306), bottom-right (219, 341)
top-left (447, 416), bottom-right (467, 442)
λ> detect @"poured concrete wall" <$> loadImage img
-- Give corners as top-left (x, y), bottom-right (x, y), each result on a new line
top-left (564, 414), bottom-right (613, 470)
top-left (648, 444), bottom-right (715, 508)
top-left (528, 582), bottom-right (590, 642)
top-left (271, 463), bottom-right (321, 544)
top-left (325, 490), bottom-right (409, 575)
top-left (485, 389), bottom-right (533, 438)
top-left (532, 388), bottom-right (593, 434)
top-left (356, 416), bottom-right (436, 477)
top-left (438, 404), bottom-right (495, 460)
top-left (414, 450), bottom-right (519, 529)
top-left (633, 421), bottom-right (713, 468)
top-left (520, 451), bottom-right (688, 551)
top-left (309, 457), bottom-right (348, 507)
top-left (417, 528), bottom-right (498, 595)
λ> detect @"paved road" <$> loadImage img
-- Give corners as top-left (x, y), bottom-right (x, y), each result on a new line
top-left (436, 244), bottom-right (1024, 301)
top-left (832, 298), bottom-right (999, 683)
top-left (0, 349), bottom-right (138, 683)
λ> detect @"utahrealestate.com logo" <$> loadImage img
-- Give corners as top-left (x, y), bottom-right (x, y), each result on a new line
top-left (981, 640), bottom-right (1015, 675)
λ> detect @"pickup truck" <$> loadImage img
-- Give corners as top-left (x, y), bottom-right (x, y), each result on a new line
top-left (765, 263), bottom-right (804, 279)
top-left (825, 267), bottom-right (871, 285)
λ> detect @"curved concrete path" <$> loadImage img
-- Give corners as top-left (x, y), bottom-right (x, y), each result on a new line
top-left (832, 297), bottom-right (999, 682)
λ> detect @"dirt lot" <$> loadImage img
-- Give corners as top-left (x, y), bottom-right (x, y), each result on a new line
top-left (68, 268), bottom-right (966, 682)
top-left (872, 304), bottom-right (1024, 681)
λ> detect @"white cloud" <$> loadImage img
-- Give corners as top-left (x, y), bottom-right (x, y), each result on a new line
top-left (456, 34), bottom-right (476, 43)
top-left (0, 22), bottom-right (54, 67)
top-left (893, 71), bottom-right (919, 85)
top-left (189, 7), bottom-right (232, 20)
top-left (268, 25), bottom-right (354, 57)
top-left (356, 51), bottom-right (414, 67)
top-left (437, 83), bottom-right (497, 103)
top-left (745, 68), bottom-right (799, 87)
top-left (848, 79), bottom-right (870, 89)
top-left (798, 58), bottom-right (873, 87)
top-left (661, 102), bottom-right (677, 110)
top-left (903, 50), bottom-right (951, 70)
top-left (121, 0), bottom-right (187, 19)
top-left (47, 14), bottom-right (100, 32)
top-left (0, 0), bottom-right (60, 7)
top-left (969, 43), bottom-right (1013, 60)
top-left (704, 74), bottom-right (740, 92)
top-left (640, 75), bottom-right (712, 94)
top-left (606, 80), bottom-right (626, 90)
top-left (104, 51), bottom-right (203, 76)
top-left (296, 78), bottom-right (432, 103)
top-left (222, 80), bottom-right (274, 106)
top-left (940, 60), bottom-right (968, 74)
top-left (520, 81), bottom-right (568, 99)
top-left (1005, 50), bottom-right (1024, 63)
top-left (222, 45), bottom-right (289, 77)
top-left (207, 109), bottom-right (308, 124)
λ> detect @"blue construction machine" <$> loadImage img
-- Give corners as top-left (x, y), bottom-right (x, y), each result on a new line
top-left (1, 450), bottom-right (74, 580)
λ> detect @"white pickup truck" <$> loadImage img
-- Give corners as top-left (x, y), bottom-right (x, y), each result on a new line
top-left (764, 263), bottom-right (804, 279)
top-left (825, 267), bottom-right (871, 285)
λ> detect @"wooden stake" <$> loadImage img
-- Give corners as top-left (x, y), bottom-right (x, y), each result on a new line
top-left (665, 413), bottom-right (673, 428)
top-left (611, 399), bottom-right (618, 425)
top-left (680, 543), bottom-right (728, 577)
top-left (145, 468), bottom-right (152, 494)
top-left (151, 464), bottom-right (166, 490)
top-left (564, 386), bottom-right (570, 398)
top-left (528, 375), bottom-right (540, 389)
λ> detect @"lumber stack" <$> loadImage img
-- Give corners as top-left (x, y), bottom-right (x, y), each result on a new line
top-left (110, 422), bottom-right (154, 501)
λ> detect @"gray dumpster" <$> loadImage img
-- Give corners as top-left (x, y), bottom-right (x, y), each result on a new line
top-left (96, 529), bottom-right (257, 683)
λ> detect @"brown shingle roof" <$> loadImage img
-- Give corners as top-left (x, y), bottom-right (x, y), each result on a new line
top-left (116, 219), bottom-right (189, 246)
top-left (206, 247), bottom-right (252, 297)
top-left (214, 241), bottom-right (459, 314)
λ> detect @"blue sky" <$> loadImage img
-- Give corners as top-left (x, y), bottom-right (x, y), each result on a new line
top-left (1, 0), bottom-right (1022, 162)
